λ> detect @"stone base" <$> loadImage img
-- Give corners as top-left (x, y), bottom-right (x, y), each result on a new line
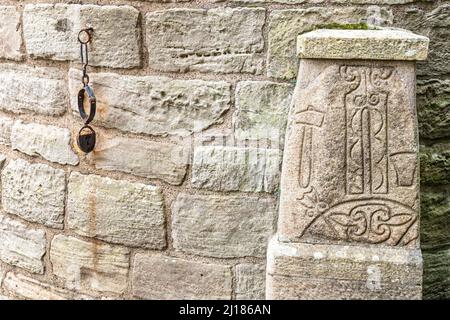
top-left (266, 237), bottom-right (422, 300)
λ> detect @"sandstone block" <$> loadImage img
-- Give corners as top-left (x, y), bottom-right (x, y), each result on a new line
top-left (23, 4), bottom-right (141, 68)
top-left (192, 146), bottom-right (281, 193)
top-left (268, 7), bottom-right (368, 79)
top-left (146, 8), bottom-right (265, 74)
top-left (1, 159), bottom-right (66, 229)
top-left (172, 193), bottom-right (276, 258)
top-left (11, 121), bottom-right (79, 165)
top-left (236, 263), bottom-right (266, 300)
top-left (50, 235), bottom-right (130, 295)
top-left (417, 79), bottom-right (450, 139)
top-left (0, 64), bottom-right (66, 116)
top-left (234, 81), bottom-right (293, 145)
top-left (132, 253), bottom-right (232, 299)
top-left (88, 137), bottom-right (187, 185)
top-left (0, 214), bottom-right (46, 274)
top-left (297, 29), bottom-right (428, 61)
top-left (3, 272), bottom-right (93, 300)
top-left (0, 6), bottom-right (22, 60)
top-left (68, 69), bottom-right (231, 136)
top-left (278, 59), bottom-right (420, 247)
top-left (0, 116), bottom-right (13, 146)
top-left (420, 143), bottom-right (450, 185)
top-left (67, 172), bottom-right (166, 249)
top-left (266, 238), bottom-right (422, 299)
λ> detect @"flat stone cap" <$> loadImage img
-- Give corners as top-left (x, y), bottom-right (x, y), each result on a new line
top-left (297, 28), bottom-right (429, 61)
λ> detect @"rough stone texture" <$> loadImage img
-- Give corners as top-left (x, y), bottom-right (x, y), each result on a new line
top-left (50, 235), bottom-right (130, 295)
top-left (234, 0), bottom-right (418, 3)
top-left (421, 189), bottom-right (450, 251)
top-left (146, 8), bottom-right (265, 74)
top-left (0, 116), bottom-right (13, 146)
top-left (3, 272), bottom-right (93, 300)
top-left (0, 154), bottom-right (6, 169)
top-left (417, 79), bottom-right (450, 140)
top-left (423, 249), bottom-right (450, 300)
top-left (23, 4), bottom-right (141, 68)
top-left (278, 59), bottom-right (420, 247)
top-left (172, 193), bottom-right (276, 258)
top-left (0, 64), bottom-right (66, 116)
top-left (88, 137), bottom-right (187, 185)
top-left (68, 69), bottom-right (231, 136)
top-left (234, 81), bottom-right (293, 145)
top-left (268, 7), bottom-right (369, 79)
top-left (11, 121), bottom-right (79, 166)
top-left (0, 6), bottom-right (22, 60)
top-left (266, 238), bottom-right (423, 299)
top-left (132, 253), bottom-right (232, 299)
top-left (297, 29), bottom-right (429, 61)
top-left (1, 159), bottom-right (66, 229)
top-left (420, 143), bottom-right (450, 185)
top-left (395, 4), bottom-right (450, 78)
top-left (67, 172), bottom-right (166, 249)
top-left (0, 214), bottom-right (46, 274)
top-left (192, 146), bottom-right (281, 193)
top-left (235, 263), bottom-right (266, 300)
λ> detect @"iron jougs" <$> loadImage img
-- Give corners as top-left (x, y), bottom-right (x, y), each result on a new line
top-left (76, 28), bottom-right (96, 153)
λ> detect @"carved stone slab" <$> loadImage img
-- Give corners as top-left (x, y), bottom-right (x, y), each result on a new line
top-left (269, 28), bottom-right (429, 300)
top-left (279, 59), bottom-right (420, 247)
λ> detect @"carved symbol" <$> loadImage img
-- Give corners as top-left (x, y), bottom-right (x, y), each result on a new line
top-left (341, 66), bottom-right (393, 195)
top-left (300, 198), bottom-right (417, 246)
top-left (294, 106), bottom-right (324, 189)
top-left (390, 152), bottom-right (417, 187)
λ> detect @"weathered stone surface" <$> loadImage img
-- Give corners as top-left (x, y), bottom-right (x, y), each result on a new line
top-left (3, 272), bottom-right (93, 300)
top-left (69, 69), bottom-right (231, 136)
top-left (278, 59), bottom-right (420, 247)
top-left (236, 264), bottom-right (266, 300)
top-left (234, 0), bottom-right (417, 3)
top-left (23, 4), bottom-right (141, 68)
top-left (0, 64), bottom-right (66, 116)
top-left (0, 214), bottom-right (46, 274)
top-left (11, 121), bottom-right (79, 165)
top-left (0, 154), bottom-right (6, 168)
top-left (417, 79), bottom-right (450, 139)
top-left (0, 116), bottom-right (13, 146)
top-left (2, 159), bottom-right (66, 229)
top-left (88, 137), bottom-right (187, 185)
top-left (146, 8), bottom-right (265, 74)
top-left (172, 193), bottom-right (276, 258)
top-left (0, 6), bottom-right (22, 60)
top-left (420, 143), bottom-right (450, 185)
top-left (421, 189), bottom-right (450, 250)
top-left (234, 81), bottom-right (293, 145)
top-left (423, 249), bottom-right (450, 300)
top-left (132, 254), bottom-right (232, 299)
top-left (50, 235), bottom-right (130, 295)
top-left (266, 238), bottom-right (422, 299)
top-left (67, 172), bottom-right (166, 249)
top-left (297, 29), bottom-right (428, 61)
top-left (395, 4), bottom-right (450, 77)
top-left (268, 7), bottom-right (368, 79)
top-left (192, 146), bottom-right (281, 193)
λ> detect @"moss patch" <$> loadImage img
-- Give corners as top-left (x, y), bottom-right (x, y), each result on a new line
top-left (314, 23), bottom-right (370, 30)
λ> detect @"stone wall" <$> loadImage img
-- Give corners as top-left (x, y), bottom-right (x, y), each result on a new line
top-left (0, 0), bottom-right (448, 300)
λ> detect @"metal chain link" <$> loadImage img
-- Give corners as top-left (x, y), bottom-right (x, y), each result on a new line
top-left (77, 28), bottom-right (96, 153)
top-left (78, 28), bottom-right (93, 85)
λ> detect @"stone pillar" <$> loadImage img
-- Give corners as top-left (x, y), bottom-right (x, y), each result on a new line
top-left (267, 29), bottom-right (429, 300)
